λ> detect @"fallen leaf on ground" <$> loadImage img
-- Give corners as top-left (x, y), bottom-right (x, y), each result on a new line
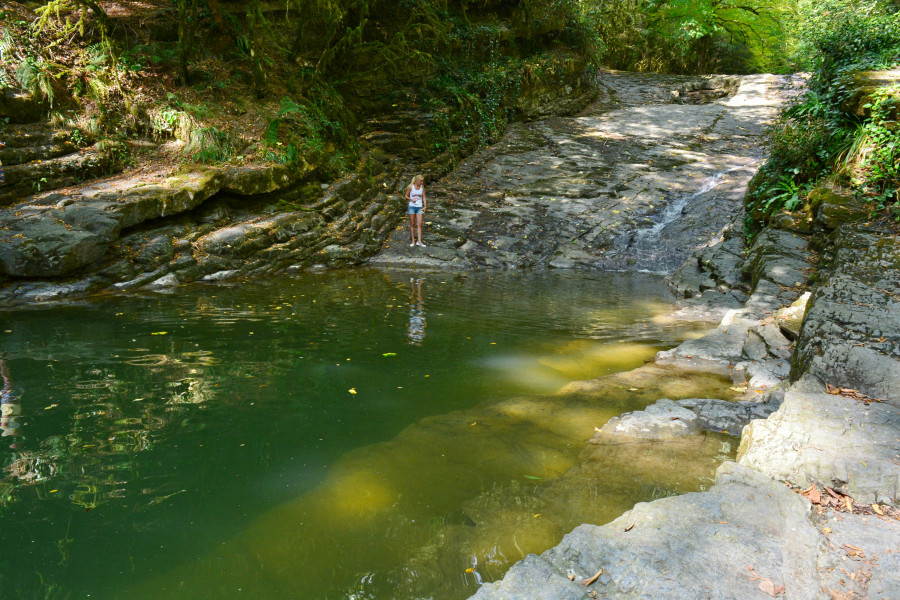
top-left (748, 566), bottom-right (784, 597)
top-left (758, 579), bottom-right (785, 597)
top-left (802, 484), bottom-right (821, 505)
top-left (583, 568), bottom-right (603, 586)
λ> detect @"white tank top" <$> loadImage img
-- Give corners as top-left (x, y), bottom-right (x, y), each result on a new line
top-left (408, 184), bottom-right (424, 207)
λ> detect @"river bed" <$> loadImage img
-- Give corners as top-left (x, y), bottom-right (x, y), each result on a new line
top-left (1, 269), bottom-right (733, 599)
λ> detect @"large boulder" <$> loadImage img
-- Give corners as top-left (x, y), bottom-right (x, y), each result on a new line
top-left (0, 205), bottom-right (120, 276)
top-left (793, 224), bottom-right (900, 402)
top-left (839, 68), bottom-right (900, 119)
top-left (742, 228), bottom-right (810, 290)
top-left (738, 386), bottom-right (900, 505)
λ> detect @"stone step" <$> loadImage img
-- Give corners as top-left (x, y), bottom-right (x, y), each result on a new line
top-left (0, 89), bottom-right (45, 124)
top-left (2, 121), bottom-right (71, 147)
top-left (0, 141), bottom-right (80, 166)
top-left (0, 146), bottom-right (116, 204)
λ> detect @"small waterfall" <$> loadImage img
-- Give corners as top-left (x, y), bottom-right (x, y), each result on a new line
top-left (595, 162), bottom-right (756, 273)
top-left (642, 167), bottom-right (739, 238)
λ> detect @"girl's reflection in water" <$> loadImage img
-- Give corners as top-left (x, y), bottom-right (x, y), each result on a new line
top-left (407, 278), bottom-right (426, 345)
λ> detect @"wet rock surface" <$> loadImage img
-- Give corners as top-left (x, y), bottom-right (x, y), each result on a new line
top-left (596, 396), bottom-right (777, 440)
top-left (371, 72), bottom-right (805, 272)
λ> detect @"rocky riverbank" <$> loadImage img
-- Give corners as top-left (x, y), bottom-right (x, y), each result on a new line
top-left (470, 192), bottom-right (900, 598)
top-left (0, 71), bottom-right (795, 307)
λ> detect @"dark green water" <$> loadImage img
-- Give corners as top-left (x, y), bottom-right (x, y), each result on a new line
top-left (0, 269), bottom-right (732, 600)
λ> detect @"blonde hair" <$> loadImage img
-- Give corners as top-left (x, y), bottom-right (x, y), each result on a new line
top-left (408, 174), bottom-right (424, 188)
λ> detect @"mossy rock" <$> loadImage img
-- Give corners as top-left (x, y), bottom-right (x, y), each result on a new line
top-left (808, 186), bottom-right (869, 231)
top-left (839, 68), bottom-right (900, 119)
top-left (0, 89), bottom-right (45, 124)
top-left (769, 212), bottom-right (813, 234)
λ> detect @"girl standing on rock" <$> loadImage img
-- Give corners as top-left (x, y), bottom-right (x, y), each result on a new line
top-left (404, 174), bottom-right (427, 247)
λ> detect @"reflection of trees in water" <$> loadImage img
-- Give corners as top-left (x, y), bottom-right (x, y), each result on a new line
top-left (0, 353), bottom-right (227, 514)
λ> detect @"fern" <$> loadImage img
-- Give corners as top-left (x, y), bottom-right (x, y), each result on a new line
top-left (185, 127), bottom-right (237, 163)
top-left (15, 56), bottom-right (56, 105)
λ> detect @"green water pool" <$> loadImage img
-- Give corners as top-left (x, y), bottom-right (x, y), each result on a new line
top-left (0, 269), bottom-right (733, 600)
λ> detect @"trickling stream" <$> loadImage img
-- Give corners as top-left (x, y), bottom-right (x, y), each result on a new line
top-left (0, 269), bottom-right (733, 600)
top-left (607, 162), bottom-right (760, 273)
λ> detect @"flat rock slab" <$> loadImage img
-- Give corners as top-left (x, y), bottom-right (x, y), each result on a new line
top-left (471, 463), bottom-right (827, 600)
top-left (372, 73), bottom-right (805, 273)
top-left (598, 397), bottom-right (776, 440)
top-left (738, 387), bottom-right (900, 505)
top-left (655, 311), bottom-right (757, 372)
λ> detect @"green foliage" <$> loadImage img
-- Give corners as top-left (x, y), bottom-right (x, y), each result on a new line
top-left (424, 56), bottom-right (524, 153)
top-left (185, 126), bottom-right (238, 163)
top-left (768, 172), bottom-right (809, 212)
top-left (15, 55), bottom-right (57, 106)
top-left (793, 0), bottom-right (900, 75)
top-left (746, 1), bottom-right (900, 232)
top-left (262, 92), bottom-right (354, 172)
top-left (852, 85), bottom-right (900, 206)
top-left (588, 0), bottom-right (792, 74)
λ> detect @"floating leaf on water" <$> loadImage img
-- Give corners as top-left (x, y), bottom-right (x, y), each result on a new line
top-left (465, 568), bottom-right (475, 573)
top-left (151, 332), bottom-right (168, 336)
top-left (382, 352), bottom-right (397, 357)
top-left (348, 388), bottom-right (357, 395)
top-left (44, 404), bottom-right (58, 410)
top-left (729, 386), bottom-right (747, 392)
top-left (627, 387), bottom-right (639, 392)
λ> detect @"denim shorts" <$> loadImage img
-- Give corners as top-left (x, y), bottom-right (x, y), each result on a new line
top-left (408, 205), bottom-right (423, 215)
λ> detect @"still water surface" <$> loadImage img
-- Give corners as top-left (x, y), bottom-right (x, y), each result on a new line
top-left (0, 269), bottom-right (732, 599)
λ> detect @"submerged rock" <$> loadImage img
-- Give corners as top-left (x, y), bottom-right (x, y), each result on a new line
top-left (597, 399), bottom-right (701, 439)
